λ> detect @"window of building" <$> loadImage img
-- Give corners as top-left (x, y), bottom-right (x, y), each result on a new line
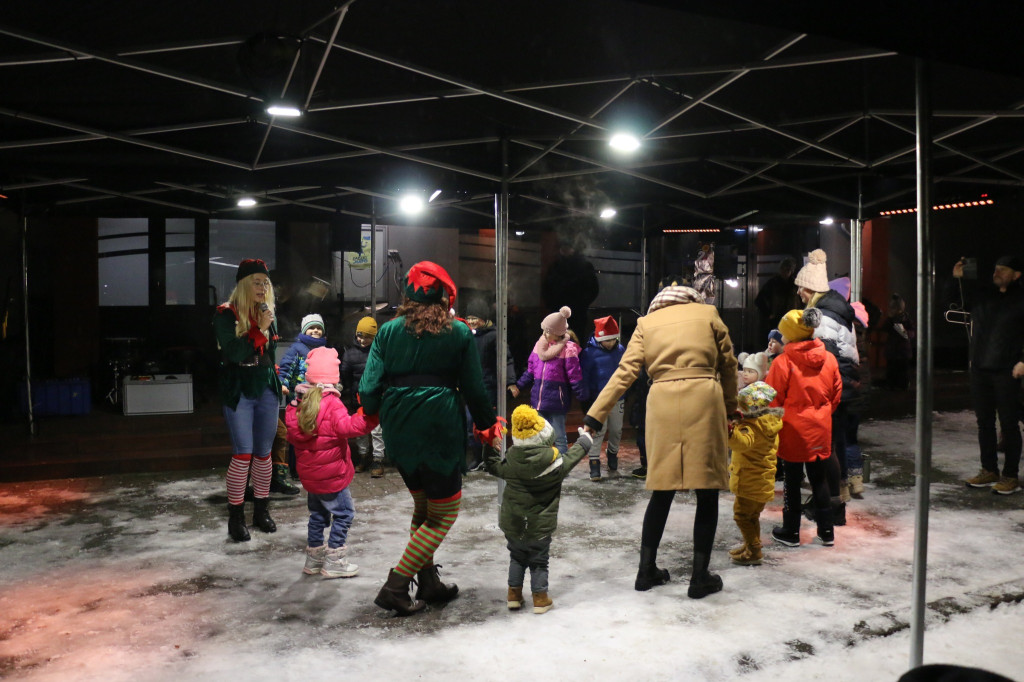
top-left (98, 218), bottom-right (149, 306)
top-left (166, 218), bottom-right (195, 305)
top-left (209, 219), bottom-right (276, 304)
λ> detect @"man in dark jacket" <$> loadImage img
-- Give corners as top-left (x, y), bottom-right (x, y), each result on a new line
top-left (542, 241), bottom-right (599, 341)
top-left (955, 255), bottom-right (1024, 494)
top-left (464, 299), bottom-right (516, 470)
top-left (755, 257), bottom-right (799, 342)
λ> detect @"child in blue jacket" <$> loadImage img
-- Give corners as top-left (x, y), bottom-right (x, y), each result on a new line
top-left (579, 316), bottom-right (625, 481)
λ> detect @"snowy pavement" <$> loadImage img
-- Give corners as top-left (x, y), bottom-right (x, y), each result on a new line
top-left (1, 410), bottom-right (1022, 681)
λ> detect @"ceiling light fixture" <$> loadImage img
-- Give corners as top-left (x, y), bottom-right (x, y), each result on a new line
top-left (819, 217), bottom-right (834, 225)
top-left (600, 207), bottom-right (617, 219)
top-left (265, 103), bottom-right (302, 117)
top-left (609, 132), bottom-right (640, 152)
top-left (236, 196), bottom-right (257, 208)
top-left (399, 194), bottom-right (425, 214)
top-left (429, 189), bottom-right (442, 202)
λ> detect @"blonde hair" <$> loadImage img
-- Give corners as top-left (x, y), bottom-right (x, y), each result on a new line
top-left (298, 385), bottom-right (323, 434)
top-left (567, 329), bottom-right (580, 345)
top-left (227, 274), bottom-right (275, 338)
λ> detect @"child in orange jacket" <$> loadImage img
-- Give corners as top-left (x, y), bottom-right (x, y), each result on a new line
top-left (765, 308), bottom-right (842, 548)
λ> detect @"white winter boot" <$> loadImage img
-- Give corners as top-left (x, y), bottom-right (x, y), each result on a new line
top-left (303, 545), bottom-right (326, 575)
top-left (321, 545), bottom-right (359, 579)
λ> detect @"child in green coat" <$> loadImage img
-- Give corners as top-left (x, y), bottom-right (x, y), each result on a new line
top-left (483, 405), bottom-right (592, 614)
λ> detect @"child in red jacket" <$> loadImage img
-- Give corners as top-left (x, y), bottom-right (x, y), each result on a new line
top-left (765, 308), bottom-right (842, 547)
top-left (286, 347), bottom-right (378, 579)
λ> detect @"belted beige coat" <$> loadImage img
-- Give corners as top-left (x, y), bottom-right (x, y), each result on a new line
top-left (586, 302), bottom-right (738, 490)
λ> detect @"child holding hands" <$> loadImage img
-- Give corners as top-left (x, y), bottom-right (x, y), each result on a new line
top-left (286, 347), bottom-right (378, 579)
top-left (483, 405), bottom-right (592, 614)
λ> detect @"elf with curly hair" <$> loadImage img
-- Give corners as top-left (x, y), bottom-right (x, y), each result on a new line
top-left (359, 261), bottom-right (502, 616)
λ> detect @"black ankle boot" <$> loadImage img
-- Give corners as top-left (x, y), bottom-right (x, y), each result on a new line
top-left (607, 451), bottom-right (618, 472)
top-left (228, 503), bottom-right (250, 542)
top-left (415, 563), bottom-right (459, 603)
top-left (375, 569), bottom-right (427, 615)
top-left (687, 551), bottom-right (723, 599)
top-left (635, 546), bottom-right (670, 591)
top-left (251, 498), bottom-right (276, 533)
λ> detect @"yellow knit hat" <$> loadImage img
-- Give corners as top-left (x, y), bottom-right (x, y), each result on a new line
top-left (511, 405), bottom-right (554, 446)
top-left (356, 316), bottom-right (378, 337)
top-left (778, 307), bottom-right (822, 343)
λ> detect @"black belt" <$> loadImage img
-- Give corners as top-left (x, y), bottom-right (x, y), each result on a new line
top-left (388, 373), bottom-right (457, 389)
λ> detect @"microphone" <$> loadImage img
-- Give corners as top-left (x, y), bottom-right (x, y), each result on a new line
top-left (259, 303), bottom-right (269, 313)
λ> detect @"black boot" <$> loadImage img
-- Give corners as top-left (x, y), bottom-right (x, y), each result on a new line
top-left (415, 563), bottom-right (459, 603)
top-left (228, 503), bottom-right (250, 542)
top-left (270, 464), bottom-right (300, 495)
top-left (607, 451), bottom-right (618, 472)
top-left (589, 459), bottom-right (602, 481)
top-left (251, 498), bottom-right (277, 533)
top-left (832, 500), bottom-right (847, 527)
top-left (374, 569), bottom-right (427, 615)
top-left (687, 551), bottom-right (723, 599)
top-left (635, 545), bottom-right (670, 591)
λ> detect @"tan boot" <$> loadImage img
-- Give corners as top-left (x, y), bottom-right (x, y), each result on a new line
top-left (839, 480), bottom-right (851, 503)
top-left (728, 543), bottom-right (748, 558)
top-left (507, 586), bottom-right (523, 610)
top-left (849, 474), bottom-right (864, 498)
top-left (731, 542), bottom-right (763, 566)
top-left (532, 591), bottom-right (553, 614)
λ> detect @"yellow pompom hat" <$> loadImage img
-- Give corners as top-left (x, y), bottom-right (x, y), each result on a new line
top-left (511, 405), bottom-right (554, 446)
top-left (778, 307), bottom-right (822, 343)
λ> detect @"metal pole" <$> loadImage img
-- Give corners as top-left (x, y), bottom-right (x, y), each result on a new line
top-left (850, 218), bottom-right (863, 302)
top-left (495, 138), bottom-right (511, 507)
top-left (640, 209), bottom-right (649, 312)
top-left (370, 198), bottom-right (377, 316)
top-left (909, 57), bottom-right (934, 670)
top-left (21, 207), bottom-right (36, 436)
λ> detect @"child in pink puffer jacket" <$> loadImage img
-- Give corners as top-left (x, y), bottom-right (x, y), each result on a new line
top-left (286, 347), bottom-right (377, 580)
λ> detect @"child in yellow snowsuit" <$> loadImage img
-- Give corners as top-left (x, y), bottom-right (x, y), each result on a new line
top-left (728, 381), bottom-right (784, 566)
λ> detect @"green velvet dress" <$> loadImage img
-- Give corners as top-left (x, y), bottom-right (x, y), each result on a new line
top-left (359, 317), bottom-right (497, 476)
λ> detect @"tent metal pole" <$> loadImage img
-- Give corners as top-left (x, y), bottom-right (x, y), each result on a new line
top-left (21, 207), bottom-right (36, 436)
top-left (909, 57), bottom-right (934, 670)
top-left (494, 138), bottom-right (511, 510)
top-left (370, 198), bottom-right (377, 317)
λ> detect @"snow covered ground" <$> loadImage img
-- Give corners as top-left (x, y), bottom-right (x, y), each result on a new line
top-left (1, 409), bottom-right (1022, 681)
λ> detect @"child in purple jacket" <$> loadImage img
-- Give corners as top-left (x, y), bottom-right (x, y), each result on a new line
top-left (510, 306), bottom-right (586, 455)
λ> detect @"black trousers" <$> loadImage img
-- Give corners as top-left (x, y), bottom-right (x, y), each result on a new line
top-left (970, 369), bottom-right (1023, 478)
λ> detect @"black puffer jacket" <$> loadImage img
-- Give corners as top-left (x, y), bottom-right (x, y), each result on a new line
top-left (963, 282), bottom-right (1024, 371)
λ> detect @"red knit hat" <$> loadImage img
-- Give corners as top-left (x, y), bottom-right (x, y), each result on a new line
top-left (593, 315), bottom-right (619, 341)
top-left (305, 347), bottom-right (340, 385)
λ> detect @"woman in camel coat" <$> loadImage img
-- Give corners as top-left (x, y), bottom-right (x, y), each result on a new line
top-left (584, 285), bottom-right (738, 599)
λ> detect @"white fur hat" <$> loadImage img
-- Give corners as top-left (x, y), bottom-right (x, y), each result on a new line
top-left (742, 352), bottom-right (769, 382)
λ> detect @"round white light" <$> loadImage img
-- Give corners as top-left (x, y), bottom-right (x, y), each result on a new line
top-left (725, 279), bottom-right (739, 288)
top-left (399, 194), bottom-right (425, 214)
top-left (236, 197), bottom-right (257, 208)
top-left (600, 207), bottom-right (617, 219)
top-left (819, 217), bottom-right (834, 225)
top-left (515, 230), bottom-right (526, 237)
top-left (609, 133), bottom-right (641, 152)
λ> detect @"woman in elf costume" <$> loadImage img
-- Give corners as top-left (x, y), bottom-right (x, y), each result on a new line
top-left (359, 261), bottom-right (502, 615)
top-left (212, 258), bottom-right (283, 542)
